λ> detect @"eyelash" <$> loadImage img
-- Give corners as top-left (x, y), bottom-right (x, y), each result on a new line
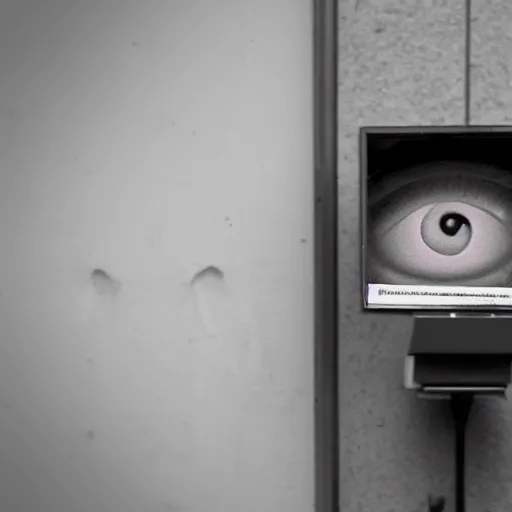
top-left (369, 162), bottom-right (512, 206)
top-left (370, 175), bottom-right (512, 233)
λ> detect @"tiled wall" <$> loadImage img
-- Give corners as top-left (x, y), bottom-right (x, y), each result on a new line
top-left (338, 1), bottom-right (512, 510)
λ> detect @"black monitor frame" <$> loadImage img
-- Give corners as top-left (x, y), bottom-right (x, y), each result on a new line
top-left (360, 125), bottom-right (512, 312)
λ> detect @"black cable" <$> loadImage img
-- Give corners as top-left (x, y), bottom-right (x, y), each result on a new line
top-left (464, 0), bottom-right (471, 125)
top-left (450, 393), bottom-right (474, 512)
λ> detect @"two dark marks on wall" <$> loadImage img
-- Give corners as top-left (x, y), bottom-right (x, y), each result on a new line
top-left (90, 265), bottom-right (228, 335)
top-left (91, 266), bottom-right (224, 294)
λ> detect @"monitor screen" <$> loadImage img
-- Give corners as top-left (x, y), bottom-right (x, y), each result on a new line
top-left (361, 127), bottom-right (512, 310)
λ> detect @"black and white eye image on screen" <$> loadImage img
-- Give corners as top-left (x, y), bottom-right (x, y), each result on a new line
top-left (361, 128), bottom-right (512, 309)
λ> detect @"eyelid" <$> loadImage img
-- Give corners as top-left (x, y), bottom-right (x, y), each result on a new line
top-left (368, 162), bottom-right (512, 205)
top-left (371, 176), bottom-right (512, 235)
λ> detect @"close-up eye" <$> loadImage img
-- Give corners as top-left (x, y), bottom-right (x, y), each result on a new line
top-left (367, 161), bottom-right (512, 287)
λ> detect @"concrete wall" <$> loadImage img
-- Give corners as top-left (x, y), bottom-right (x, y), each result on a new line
top-left (0, 2), bottom-right (314, 512)
top-left (338, 0), bottom-right (512, 511)
top-left (5, 1), bottom-right (511, 511)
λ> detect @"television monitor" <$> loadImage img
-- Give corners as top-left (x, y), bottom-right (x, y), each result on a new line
top-left (361, 126), bottom-right (512, 310)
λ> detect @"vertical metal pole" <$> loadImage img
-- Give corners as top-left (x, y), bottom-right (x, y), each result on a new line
top-left (451, 393), bottom-right (473, 512)
top-left (313, 0), bottom-right (339, 511)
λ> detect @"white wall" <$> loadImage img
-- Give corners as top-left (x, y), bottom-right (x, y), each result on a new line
top-left (0, 2), bottom-right (314, 511)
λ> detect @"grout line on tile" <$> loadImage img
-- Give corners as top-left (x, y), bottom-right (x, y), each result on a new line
top-left (465, 0), bottom-right (472, 125)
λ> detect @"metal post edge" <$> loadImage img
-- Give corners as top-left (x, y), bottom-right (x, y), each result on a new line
top-left (313, 0), bottom-right (339, 511)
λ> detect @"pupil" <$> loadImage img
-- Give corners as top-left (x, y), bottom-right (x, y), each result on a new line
top-left (439, 213), bottom-right (469, 236)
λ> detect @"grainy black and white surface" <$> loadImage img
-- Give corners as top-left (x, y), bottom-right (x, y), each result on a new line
top-left (464, 2), bottom-right (512, 511)
top-left (0, 1), bottom-right (315, 512)
top-left (338, 1), bottom-right (468, 511)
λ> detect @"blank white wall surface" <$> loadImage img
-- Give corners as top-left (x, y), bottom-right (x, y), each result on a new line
top-left (0, 1), bottom-right (314, 512)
